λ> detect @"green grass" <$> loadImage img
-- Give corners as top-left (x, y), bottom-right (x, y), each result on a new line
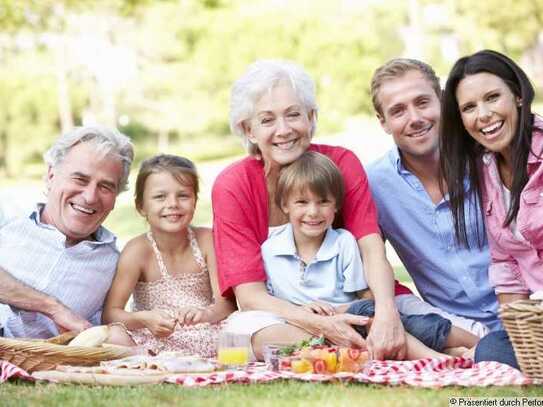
top-left (1, 380), bottom-right (541, 407)
top-left (393, 266), bottom-right (411, 283)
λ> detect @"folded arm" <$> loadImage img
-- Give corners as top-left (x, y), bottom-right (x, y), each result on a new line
top-left (487, 230), bottom-right (530, 305)
top-left (0, 266), bottom-right (91, 333)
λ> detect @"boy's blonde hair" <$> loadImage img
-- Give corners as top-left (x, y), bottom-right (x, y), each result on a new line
top-left (276, 151), bottom-right (344, 210)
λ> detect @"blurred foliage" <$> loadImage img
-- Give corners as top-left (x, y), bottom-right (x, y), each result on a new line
top-left (454, 0), bottom-right (543, 57)
top-left (0, 0), bottom-right (542, 177)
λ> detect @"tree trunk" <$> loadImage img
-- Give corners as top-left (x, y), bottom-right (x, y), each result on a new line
top-left (0, 127), bottom-right (7, 176)
top-left (55, 35), bottom-right (73, 133)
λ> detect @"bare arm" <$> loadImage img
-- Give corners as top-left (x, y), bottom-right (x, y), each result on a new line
top-left (0, 267), bottom-right (91, 333)
top-left (102, 239), bottom-right (175, 337)
top-left (358, 233), bottom-right (406, 360)
top-left (235, 282), bottom-right (369, 348)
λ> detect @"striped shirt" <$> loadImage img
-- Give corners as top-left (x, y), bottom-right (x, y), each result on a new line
top-left (0, 204), bottom-right (119, 338)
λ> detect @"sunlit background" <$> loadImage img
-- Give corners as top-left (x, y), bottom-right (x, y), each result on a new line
top-left (1, 0), bottom-right (542, 272)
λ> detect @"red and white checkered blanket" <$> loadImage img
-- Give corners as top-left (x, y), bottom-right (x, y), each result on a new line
top-left (1, 357), bottom-right (536, 387)
top-left (166, 357), bottom-right (535, 388)
top-left (0, 361), bottom-right (32, 383)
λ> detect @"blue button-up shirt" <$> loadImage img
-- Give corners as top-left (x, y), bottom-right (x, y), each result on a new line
top-left (367, 148), bottom-right (500, 331)
top-left (262, 224), bottom-right (367, 306)
top-left (0, 204), bottom-right (120, 338)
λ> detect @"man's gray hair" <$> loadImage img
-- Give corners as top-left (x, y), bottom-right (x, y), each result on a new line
top-left (43, 125), bottom-right (135, 193)
top-left (229, 59), bottom-right (319, 156)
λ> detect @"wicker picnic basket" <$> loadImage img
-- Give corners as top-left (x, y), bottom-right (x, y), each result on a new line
top-left (500, 299), bottom-right (543, 380)
top-left (0, 335), bottom-right (133, 373)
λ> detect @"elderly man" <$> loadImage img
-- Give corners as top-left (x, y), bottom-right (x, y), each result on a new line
top-left (366, 58), bottom-right (500, 337)
top-left (0, 126), bottom-right (134, 338)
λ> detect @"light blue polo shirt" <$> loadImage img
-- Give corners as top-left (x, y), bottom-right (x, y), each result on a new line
top-left (261, 224), bottom-right (367, 306)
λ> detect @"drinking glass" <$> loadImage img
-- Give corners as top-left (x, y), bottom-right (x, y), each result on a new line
top-left (217, 332), bottom-right (250, 369)
top-left (262, 344), bottom-right (283, 371)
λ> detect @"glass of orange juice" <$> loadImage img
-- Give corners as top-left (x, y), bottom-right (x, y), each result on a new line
top-left (217, 332), bottom-right (250, 369)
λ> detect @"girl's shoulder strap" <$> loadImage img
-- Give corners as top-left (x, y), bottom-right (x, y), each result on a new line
top-left (188, 227), bottom-right (208, 272)
top-left (146, 231), bottom-right (170, 278)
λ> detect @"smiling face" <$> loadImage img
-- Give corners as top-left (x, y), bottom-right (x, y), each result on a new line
top-left (244, 84), bottom-right (314, 171)
top-left (42, 141), bottom-right (123, 246)
top-left (455, 72), bottom-right (520, 159)
top-left (282, 188), bottom-right (337, 245)
top-left (139, 171), bottom-right (197, 235)
top-left (377, 70), bottom-right (441, 162)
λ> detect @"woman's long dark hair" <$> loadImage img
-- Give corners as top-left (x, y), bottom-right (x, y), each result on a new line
top-left (440, 49), bottom-right (535, 248)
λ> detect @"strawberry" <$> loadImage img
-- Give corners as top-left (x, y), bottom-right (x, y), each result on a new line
top-left (347, 348), bottom-right (361, 361)
top-left (279, 357), bottom-right (291, 370)
top-left (312, 359), bottom-right (327, 374)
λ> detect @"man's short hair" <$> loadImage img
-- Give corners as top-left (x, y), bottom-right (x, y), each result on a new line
top-left (276, 151), bottom-right (344, 210)
top-left (44, 125), bottom-right (134, 193)
top-left (371, 58), bottom-right (441, 116)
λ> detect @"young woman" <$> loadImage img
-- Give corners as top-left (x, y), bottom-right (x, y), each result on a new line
top-left (440, 49), bottom-right (543, 369)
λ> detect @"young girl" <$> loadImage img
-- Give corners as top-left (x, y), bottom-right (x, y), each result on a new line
top-left (103, 154), bottom-right (235, 357)
top-left (262, 151), bottom-right (479, 359)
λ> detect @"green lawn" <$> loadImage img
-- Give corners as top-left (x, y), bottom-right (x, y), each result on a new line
top-left (1, 380), bottom-right (541, 407)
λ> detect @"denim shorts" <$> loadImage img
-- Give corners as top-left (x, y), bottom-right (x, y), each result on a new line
top-left (346, 299), bottom-right (452, 352)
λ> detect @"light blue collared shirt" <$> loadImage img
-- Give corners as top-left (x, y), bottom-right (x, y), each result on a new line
top-left (261, 224), bottom-right (367, 306)
top-left (367, 148), bottom-right (501, 331)
top-left (0, 204), bottom-right (120, 338)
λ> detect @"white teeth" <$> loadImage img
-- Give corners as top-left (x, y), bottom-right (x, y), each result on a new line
top-left (163, 214), bottom-right (181, 219)
top-left (409, 125), bottom-right (431, 137)
top-left (481, 121), bottom-right (503, 134)
top-left (274, 140), bottom-right (296, 150)
top-left (71, 203), bottom-right (95, 214)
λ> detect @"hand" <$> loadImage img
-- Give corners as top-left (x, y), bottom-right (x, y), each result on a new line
top-left (175, 306), bottom-right (210, 325)
top-left (320, 313), bottom-right (370, 348)
top-left (142, 309), bottom-right (176, 338)
top-left (50, 305), bottom-right (92, 333)
top-left (302, 301), bottom-right (336, 316)
top-left (365, 306), bottom-right (406, 360)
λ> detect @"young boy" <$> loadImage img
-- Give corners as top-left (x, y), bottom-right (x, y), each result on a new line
top-left (261, 151), bottom-right (478, 359)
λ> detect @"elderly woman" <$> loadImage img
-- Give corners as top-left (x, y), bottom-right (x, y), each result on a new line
top-left (212, 60), bottom-right (408, 360)
top-left (440, 49), bottom-right (543, 368)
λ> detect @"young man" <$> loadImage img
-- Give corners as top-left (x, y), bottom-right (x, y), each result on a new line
top-left (0, 126), bottom-right (134, 338)
top-left (366, 59), bottom-right (500, 336)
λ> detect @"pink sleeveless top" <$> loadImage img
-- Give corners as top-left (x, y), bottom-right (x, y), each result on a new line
top-left (128, 227), bottom-right (220, 357)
